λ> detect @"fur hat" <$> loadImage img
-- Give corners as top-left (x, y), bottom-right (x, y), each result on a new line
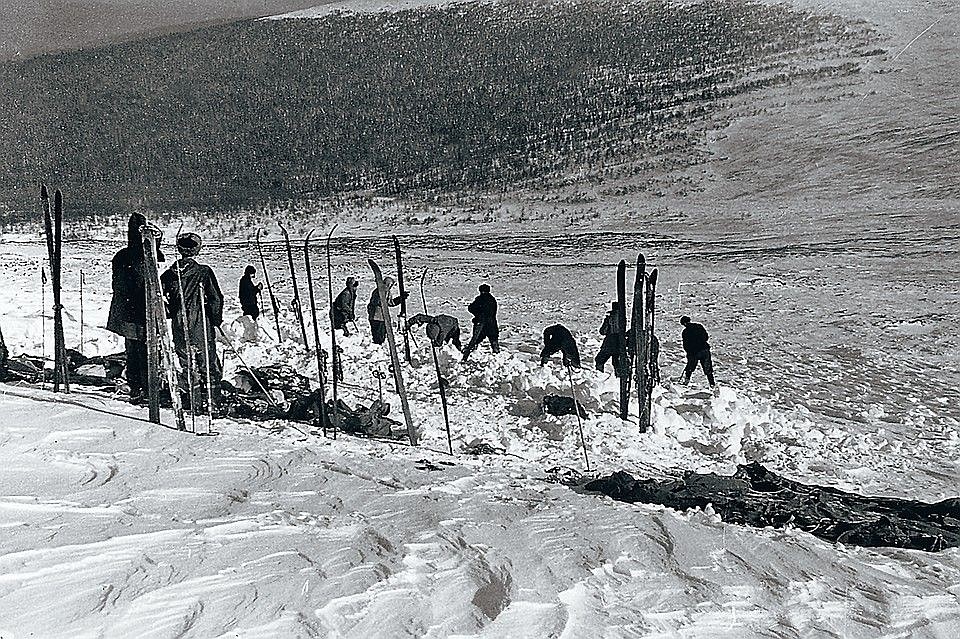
top-left (177, 232), bottom-right (202, 257)
top-left (479, 284), bottom-right (491, 293)
top-left (680, 315), bottom-right (691, 325)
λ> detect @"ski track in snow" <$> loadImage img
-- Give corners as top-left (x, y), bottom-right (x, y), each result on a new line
top-left (1, 227), bottom-right (959, 637)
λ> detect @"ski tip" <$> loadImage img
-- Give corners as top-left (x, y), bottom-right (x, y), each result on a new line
top-left (40, 184), bottom-right (48, 199)
top-left (54, 190), bottom-right (63, 209)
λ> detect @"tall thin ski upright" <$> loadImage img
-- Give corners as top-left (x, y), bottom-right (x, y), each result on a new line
top-left (369, 259), bottom-right (417, 445)
top-left (40, 186), bottom-right (68, 391)
top-left (255, 229), bottom-right (282, 341)
top-left (325, 225), bottom-right (340, 439)
top-left (174, 225), bottom-right (197, 433)
top-left (616, 259), bottom-right (628, 420)
top-left (303, 230), bottom-right (329, 437)
top-left (640, 268), bottom-right (659, 432)
top-left (393, 236), bottom-right (412, 364)
top-left (198, 279), bottom-right (215, 435)
top-left (279, 224), bottom-right (309, 347)
top-left (142, 225), bottom-right (185, 431)
top-left (632, 253), bottom-right (647, 428)
top-left (420, 269), bottom-right (452, 454)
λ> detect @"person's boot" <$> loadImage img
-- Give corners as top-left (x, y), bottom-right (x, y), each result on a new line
top-left (679, 374), bottom-right (690, 386)
top-left (491, 340), bottom-right (501, 354)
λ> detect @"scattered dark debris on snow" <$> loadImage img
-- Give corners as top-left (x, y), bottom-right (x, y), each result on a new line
top-left (585, 462), bottom-right (960, 552)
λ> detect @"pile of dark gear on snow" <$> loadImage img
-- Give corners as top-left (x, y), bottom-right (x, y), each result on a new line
top-left (586, 463), bottom-right (960, 551)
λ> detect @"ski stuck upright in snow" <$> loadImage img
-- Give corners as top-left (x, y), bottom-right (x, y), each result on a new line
top-left (303, 229), bottom-right (329, 437)
top-left (420, 269), bottom-right (453, 454)
top-left (40, 185), bottom-right (69, 392)
top-left (279, 223), bottom-right (309, 347)
top-left (256, 228), bottom-right (282, 341)
top-left (369, 258), bottom-right (418, 446)
top-left (142, 224), bottom-right (186, 431)
top-left (393, 236), bottom-right (412, 364)
top-left (326, 224), bottom-right (340, 438)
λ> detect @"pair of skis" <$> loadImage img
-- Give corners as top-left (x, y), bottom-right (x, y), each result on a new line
top-left (616, 254), bottom-right (658, 431)
top-left (39, 186), bottom-right (68, 392)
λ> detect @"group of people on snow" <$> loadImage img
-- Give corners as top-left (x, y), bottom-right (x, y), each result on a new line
top-left (107, 214), bottom-right (716, 413)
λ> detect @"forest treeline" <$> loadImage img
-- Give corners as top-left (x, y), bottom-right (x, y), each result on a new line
top-left (0, 0), bottom-right (877, 219)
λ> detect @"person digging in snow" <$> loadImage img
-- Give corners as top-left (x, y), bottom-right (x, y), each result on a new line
top-left (461, 283), bottom-right (500, 361)
top-left (540, 324), bottom-right (581, 368)
top-left (679, 315), bottom-right (715, 387)
top-left (367, 276), bottom-right (407, 345)
top-left (106, 212), bottom-right (164, 403)
top-left (408, 313), bottom-right (462, 350)
top-left (595, 301), bottom-right (625, 373)
top-left (160, 233), bottom-right (225, 412)
top-left (333, 276), bottom-right (360, 336)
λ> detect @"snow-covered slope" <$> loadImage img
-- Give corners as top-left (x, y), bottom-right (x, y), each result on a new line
top-left (2, 229), bottom-right (960, 635)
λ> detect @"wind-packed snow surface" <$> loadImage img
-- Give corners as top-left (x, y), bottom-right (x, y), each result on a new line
top-left (1, 223), bottom-right (959, 637)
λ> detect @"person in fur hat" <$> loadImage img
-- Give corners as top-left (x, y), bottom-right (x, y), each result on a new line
top-left (160, 232), bottom-right (224, 412)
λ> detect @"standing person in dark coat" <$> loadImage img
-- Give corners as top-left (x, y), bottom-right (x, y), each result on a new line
top-left (333, 276), bottom-right (360, 336)
top-left (106, 212), bottom-right (163, 403)
top-left (679, 315), bottom-right (715, 387)
top-left (238, 265), bottom-right (262, 320)
top-left (238, 265), bottom-right (262, 342)
top-left (461, 284), bottom-right (500, 361)
top-left (367, 276), bottom-right (406, 345)
top-left (160, 233), bottom-right (225, 412)
top-left (595, 302), bottom-right (624, 372)
top-left (540, 324), bottom-right (581, 368)
top-left (408, 313), bottom-right (462, 350)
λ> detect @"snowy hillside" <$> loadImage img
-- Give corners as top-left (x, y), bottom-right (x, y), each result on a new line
top-left (2, 219), bottom-right (960, 634)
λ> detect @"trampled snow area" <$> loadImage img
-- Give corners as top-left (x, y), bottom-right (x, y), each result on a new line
top-left (1, 217), bottom-right (960, 637)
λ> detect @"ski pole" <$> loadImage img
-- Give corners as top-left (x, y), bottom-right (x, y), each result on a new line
top-left (420, 269), bottom-right (452, 454)
top-left (567, 364), bottom-right (591, 472)
top-left (174, 225), bottom-right (196, 433)
top-left (78, 270), bottom-right (83, 355)
top-left (256, 228), bottom-right (282, 342)
top-left (216, 326), bottom-right (278, 408)
top-left (41, 266), bottom-right (46, 389)
top-left (199, 281), bottom-right (215, 435)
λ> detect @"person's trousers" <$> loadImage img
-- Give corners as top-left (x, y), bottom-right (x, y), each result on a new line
top-left (371, 320), bottom-right (387, 345)
top-left (124, 338), bottom-right (148, 395)
top-left (462, 324), bottom-right (499, 357)
top-left (684, 347), bottom-right (715, 386)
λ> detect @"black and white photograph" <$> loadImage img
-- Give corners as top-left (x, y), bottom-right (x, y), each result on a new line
top-left (0, 0), bottom-right (957, 636)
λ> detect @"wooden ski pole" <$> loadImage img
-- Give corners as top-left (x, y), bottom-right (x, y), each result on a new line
top-left (79, 270), bottom-right (84, 356)
top-left (199, 280), bottom-right (215, 435)
top-left (420, 269), bottom-right (452, 454)
top-left (567, 364), bottom-right (591, 472)
top-left (216, 326), bottom-right (278, 407)
top-left (41, 266), bottom-right (46, 389)
top-left (174, 226), bottom-right (196, 433)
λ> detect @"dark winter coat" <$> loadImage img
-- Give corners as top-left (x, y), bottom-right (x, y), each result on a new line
top-left (333, 278), bottom-right (359, 327)
top-left (106, 214), bottom-right (163, 340)
top-left (238, 274), bottom-right (261, 318)
top-left (681, 322), bottom-right (710, 354)
top-left (367, 285), bottom-right (402, 323)
top-left (468, 292), bottom-right (498, 332)
top-left (540, 324), bottom-right (581, 368)
top-left (160, 258), bottom-right (224, 350)
top-left (408, 313), bottom-right (461, 348)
